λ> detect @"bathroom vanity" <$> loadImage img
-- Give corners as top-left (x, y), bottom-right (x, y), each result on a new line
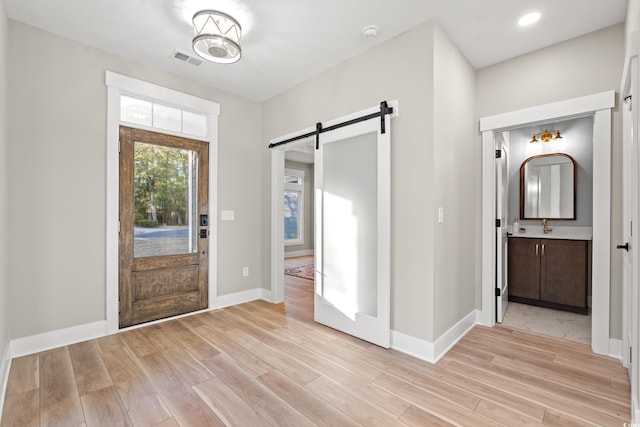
top-left (508, 228), bottom-right (591, 314)
top-left (507, 151), bottom-right (591, 314)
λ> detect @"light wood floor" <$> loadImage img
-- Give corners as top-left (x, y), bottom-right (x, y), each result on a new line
top-left (1, 256), bottom-right (630, 426)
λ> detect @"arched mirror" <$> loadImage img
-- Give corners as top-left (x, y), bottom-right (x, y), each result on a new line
top-left (520, 153), bottom-right (576, 220)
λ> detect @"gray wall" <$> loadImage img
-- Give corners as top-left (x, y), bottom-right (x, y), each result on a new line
top-left (432, 25), bottom-right (478, 339)
top-left (7, 21), bottom-right (263, 339)
top-left (508, 116), bottom-right (594, 228)
top-left (262, 20), bottom-right (477, 343)
top-left (626, 0), bottom-right (640, 46)
top-left (284, 160), bottom-right (314, 255)
top-left (0, 0), bottom-right (9, 361)
top-left (477, 24), bottom-right (625, 338)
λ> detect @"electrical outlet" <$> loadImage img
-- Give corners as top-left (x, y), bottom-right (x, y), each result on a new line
top-left (242, 267), bottom-right (249, 277)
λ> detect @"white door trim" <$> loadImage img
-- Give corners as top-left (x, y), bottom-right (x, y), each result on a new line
top-left (105, 71), bottom-right (220, 334)
top-left (479, 91), bottom-right (615, 356)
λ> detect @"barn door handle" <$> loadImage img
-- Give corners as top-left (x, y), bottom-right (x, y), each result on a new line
top-left (617, 243), bottom-right (629, 251)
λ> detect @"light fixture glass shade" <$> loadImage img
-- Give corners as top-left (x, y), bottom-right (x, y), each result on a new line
top-left (540, 130), bottom-right (553, 142)
top-left (531, 129), bottom-right (563, 143)
top-left (192, 10), bottom-right (242, 64)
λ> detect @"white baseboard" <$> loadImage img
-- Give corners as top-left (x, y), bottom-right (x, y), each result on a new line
top-left (4, 289), bottom-right (269, 361)
top-left (609, 338), bottom-right (623, 360)
top-left (634, 398), bottom-right (640, 424)
top-left (391, 330), bottom-right (435, 363)
top-left (213, 288), bottom-right (265, 310)
top-left (434, 310), bottom-right (479, 361)
top-left (9, 321), bottom-right (107, 358)
top-left (0, 341), bottom-right (11, 422)
top-left (391, 310), bottom-right (479, 364)
top-left (284, 250), bottom-right (314, 258)
top-left (260, 288), bottom-right (275, 303)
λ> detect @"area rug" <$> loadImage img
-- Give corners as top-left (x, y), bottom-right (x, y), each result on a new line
top-left (284, 264), bottom-right (314, 281)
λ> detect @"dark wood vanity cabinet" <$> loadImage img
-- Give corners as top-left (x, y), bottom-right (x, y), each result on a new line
top-left (508, 237), bottom-right (588, 314)
top-left (508, 238), bottom-right (540, 300)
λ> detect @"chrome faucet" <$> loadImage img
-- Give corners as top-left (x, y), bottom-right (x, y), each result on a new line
top-left (542, 218), bottom-right (552, 234)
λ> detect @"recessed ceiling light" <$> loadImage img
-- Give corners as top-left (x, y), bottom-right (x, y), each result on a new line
top-left (518, 12), bottom-right (541, 27)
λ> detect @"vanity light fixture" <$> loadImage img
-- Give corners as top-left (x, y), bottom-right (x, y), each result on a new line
top-left (192, 10), bottom-right (242, 64)
top-left (530, 129), bottom-right (562, 143)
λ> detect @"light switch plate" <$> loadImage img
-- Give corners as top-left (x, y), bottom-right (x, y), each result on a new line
top-left (438, 207), bottom-right (444, 224)
top-left (221, 210), bottom-right (235, 221)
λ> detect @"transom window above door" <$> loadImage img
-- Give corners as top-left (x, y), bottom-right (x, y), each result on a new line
top-left (120, 95), bottom-right (207, 138)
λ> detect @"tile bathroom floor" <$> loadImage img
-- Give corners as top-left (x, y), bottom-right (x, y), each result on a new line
top-left (502, 302), bottom-right (591, 345)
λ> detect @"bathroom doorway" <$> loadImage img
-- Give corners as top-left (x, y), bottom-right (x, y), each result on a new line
top-left (500, 117), bottom-right (593, 344)
top-left (480, 91), bottom-right (615, 356)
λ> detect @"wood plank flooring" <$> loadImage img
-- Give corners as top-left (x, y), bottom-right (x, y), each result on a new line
top-left (1, 256), bottom-right (631, 426)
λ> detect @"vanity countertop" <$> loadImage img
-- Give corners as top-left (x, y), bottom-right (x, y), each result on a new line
top-left (510, 226), bottom-right (592, 241)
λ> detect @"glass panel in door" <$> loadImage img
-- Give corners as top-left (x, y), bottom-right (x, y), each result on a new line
top-left (133, 142), bottom-right (198, 258)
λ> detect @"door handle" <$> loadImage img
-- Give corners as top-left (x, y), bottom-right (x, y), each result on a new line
top-left (535, 244), bottom-right (539, 256)
top-left (617, 242), bottom-right (630, 251)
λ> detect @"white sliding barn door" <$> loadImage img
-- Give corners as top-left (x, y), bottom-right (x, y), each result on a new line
top-left (314, 109), bottom-right (391, 348)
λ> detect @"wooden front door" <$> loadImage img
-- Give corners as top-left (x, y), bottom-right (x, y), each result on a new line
top-left (119, 126), bottom-right (209, 328)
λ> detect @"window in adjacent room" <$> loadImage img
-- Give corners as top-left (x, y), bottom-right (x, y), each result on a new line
top-left (284, 168), bottom-right (304, 246)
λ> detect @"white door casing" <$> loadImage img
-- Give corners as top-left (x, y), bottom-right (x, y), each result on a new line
top-left (105, 71), bottom-right (220, 334)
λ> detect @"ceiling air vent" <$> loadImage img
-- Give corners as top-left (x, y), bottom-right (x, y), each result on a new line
top-left (171, 49), bottom-right (204, 67)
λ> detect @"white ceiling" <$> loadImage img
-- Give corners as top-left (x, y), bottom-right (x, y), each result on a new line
top-left (6, 0), bottom-right (628, 102)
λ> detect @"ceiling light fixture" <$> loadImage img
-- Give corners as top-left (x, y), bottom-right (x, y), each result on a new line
top-left (518, 12), bottom-right (541, 27)
top-left (530, 129), bottom-right (563, 143)
top-left (192, 10), bottom-right (242, 64)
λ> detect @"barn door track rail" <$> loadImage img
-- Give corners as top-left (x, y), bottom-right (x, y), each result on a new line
top-left (268, 101), bottom-right (394, 150)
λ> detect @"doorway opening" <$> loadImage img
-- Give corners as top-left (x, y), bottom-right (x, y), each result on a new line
top-left (118, 126), bottom-right (210, 328)
top-left (270, 101), bottom-right (396, 347)
top-left (480, 91), bottom-right (615, 356)
top-left (500, 117), bottom-right (594, 345)
top-left (105, 71), bottom-right (220, 334)
top-left (282, 143), bottom-right (315, 314)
